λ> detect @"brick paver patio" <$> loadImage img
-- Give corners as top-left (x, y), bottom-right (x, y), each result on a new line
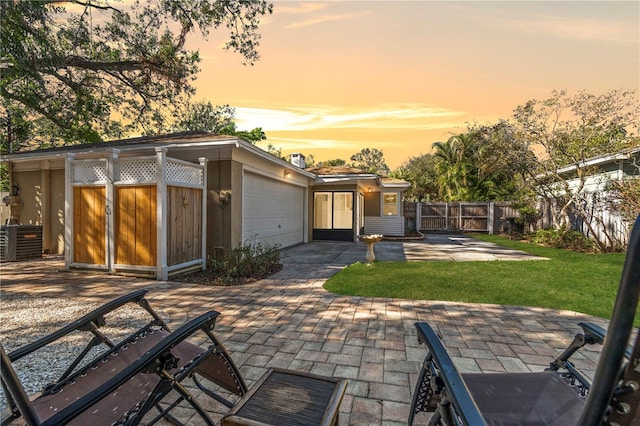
top-left (0, 256), bottom-right (607, 425)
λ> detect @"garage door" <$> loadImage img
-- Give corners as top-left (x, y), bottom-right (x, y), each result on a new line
top-left (243, 172), bottom-right (305, 248)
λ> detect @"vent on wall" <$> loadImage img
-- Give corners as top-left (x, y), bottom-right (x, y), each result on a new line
top-left (0, 225), bottom-right (43, 262)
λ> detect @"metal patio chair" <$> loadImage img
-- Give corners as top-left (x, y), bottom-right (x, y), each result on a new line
top-left (409, 214), bottom-right (640, 426)
top-left (0, 289), bottom-right (247, 425)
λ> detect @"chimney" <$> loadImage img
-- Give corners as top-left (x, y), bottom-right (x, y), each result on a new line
top-left (290, 153), bottom-right (306, 169)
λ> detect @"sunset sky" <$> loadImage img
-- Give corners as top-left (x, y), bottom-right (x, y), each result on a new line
top-left (192, 1), bottom-right (639, 169)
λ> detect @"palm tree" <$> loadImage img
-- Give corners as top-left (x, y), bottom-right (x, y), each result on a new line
top-left (433, 134), bottom-right (473, 201)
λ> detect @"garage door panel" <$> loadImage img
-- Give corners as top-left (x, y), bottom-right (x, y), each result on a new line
top-left (243, 173), bottom-right (304, 248)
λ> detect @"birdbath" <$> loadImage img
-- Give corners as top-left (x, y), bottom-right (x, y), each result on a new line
top-left (359, 234), bottom-right (383, 263)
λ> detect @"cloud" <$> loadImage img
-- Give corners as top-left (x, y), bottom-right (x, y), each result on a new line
top-left (234, 104), bottom-right (467, 132)
top-left (285, 11), bottom-right (371, 29)
top-left (272, 0), bottom-right (367, 29)
top-left (275, 2), bottom-right (328, 15)
top-left (504, 15), bottom-right (637, 44)
top-left (260, 136), bottom-right (363, 151)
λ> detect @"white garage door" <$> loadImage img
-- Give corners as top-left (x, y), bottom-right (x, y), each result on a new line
top-left (243, 172), bottom-right (305, 248)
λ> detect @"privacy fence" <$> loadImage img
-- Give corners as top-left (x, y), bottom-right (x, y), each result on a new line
top-left (404, 200), bottom-right (632, 246)
top-left (403, 202), bottom-right (518, 234)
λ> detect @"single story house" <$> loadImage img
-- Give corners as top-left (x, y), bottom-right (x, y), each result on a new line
top-left (537, 146), bottom-right (640, 244)
top-left (1, 132), bottom-right (409, 279)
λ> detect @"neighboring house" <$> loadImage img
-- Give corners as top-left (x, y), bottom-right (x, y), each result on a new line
top-left (1, 133), bottom-right (409, 279)
top-left (538, 146), bottom-right (640, 245)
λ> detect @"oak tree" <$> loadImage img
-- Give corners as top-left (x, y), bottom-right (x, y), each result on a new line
top-left (170, 101), bottom-right (266, 143)
top-left (0, 0), bottom-right (273, 152)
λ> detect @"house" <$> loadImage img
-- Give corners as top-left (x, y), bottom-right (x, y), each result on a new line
top-left (537, 146), bottom-right (640, 244)
top-left (306, 165), bottom-right (409, 241)
top-left (1, 133), bottom-right (409, 279)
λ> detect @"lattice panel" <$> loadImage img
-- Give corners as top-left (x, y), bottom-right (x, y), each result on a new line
top-left (167, 161), bottom-right (203, 186)
top-left (72, 161), bottom-right (107, 184)
top-left (116, 159), bottom-right (157, 183)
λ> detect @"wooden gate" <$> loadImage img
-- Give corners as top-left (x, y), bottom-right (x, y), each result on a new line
top-left (73, 186), bottom-right (106, 264)
top-left (417, 202), bottom-right (490, 232)
top-left (115, 186), bottom-right (157, 267)
top-left (412, 201), bottom-right (518, 234)
top-left (167, 186), bottom-right (202, 266)
top-left (420, 203), bottom-right (448, 231)
top-left (67, 154), bottom-right (205, 278)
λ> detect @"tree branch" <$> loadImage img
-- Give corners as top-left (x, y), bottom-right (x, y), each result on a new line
top-left (69, 0), bottom-right (123, 14)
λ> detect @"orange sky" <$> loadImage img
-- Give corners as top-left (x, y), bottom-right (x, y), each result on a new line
top-left (191, 1), bottom-right (640, 169)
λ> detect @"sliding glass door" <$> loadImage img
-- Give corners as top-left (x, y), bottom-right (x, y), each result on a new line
top-left (313, 191), bottom-right (355, 241)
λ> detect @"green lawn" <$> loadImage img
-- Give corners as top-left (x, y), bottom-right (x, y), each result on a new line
top-left (324, 234), bottom-right (630, 322)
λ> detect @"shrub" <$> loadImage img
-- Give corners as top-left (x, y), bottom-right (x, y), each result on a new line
top-left (529, 227), bottom-right (596, 252)
top-left (208, 241), bottom-right (282, 285)
top-left (174, 240), bottom-right (282, 286)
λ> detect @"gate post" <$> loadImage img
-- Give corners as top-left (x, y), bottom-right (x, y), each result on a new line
top-left (445, 202), bottom-right (449, 231)
top-left (106, 149), bottom-right (119, 274)
top-left (199, 157), bottom-right (207, 271)
top-left (416, 202), bottom-right (421, 232)
top-left (156, 148), bottom-right (168, 281)
top-left (488, 201), bottom-right (494, 235)
top-left (64, 153), bottom-right (76, 270)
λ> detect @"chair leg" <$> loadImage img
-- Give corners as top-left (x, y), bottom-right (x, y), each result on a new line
top-left (409, 355), bottom-right (441, 425)
top-left (141, 371), bottom-right (216, 426)
top-left (171, 378), bottom-right (215, 426)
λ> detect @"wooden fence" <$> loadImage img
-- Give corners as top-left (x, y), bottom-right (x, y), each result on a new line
top-left (404, 202), bottom-right (518, 234)
top-left (404, 199), bottom-right (632, 246)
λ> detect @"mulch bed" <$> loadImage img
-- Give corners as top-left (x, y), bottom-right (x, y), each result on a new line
top-left (173, 264), bottom-right (283, 286)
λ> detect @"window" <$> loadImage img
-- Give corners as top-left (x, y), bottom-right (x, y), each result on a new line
top-left (382, 192), bottom-right (399, 216)
top-left (313, 192), bottom-right (353, 229)
top-left (333, 193), bottom-right (353, 229)
top-left (314, 192), bottom-right (332, 229)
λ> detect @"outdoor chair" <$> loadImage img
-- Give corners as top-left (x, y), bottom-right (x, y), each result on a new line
top-left (0, 289), bottom-right (246, 425)
top-left (409, 214), bottom-right (640, 426)
top-left (1, 289), bottom-right (346, 425)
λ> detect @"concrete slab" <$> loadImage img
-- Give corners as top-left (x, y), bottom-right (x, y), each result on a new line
top-left (281, 234), bottom-right (545, 265)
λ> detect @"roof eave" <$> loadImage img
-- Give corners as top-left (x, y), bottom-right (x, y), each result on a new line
top-left (0, 136), bottom-right (241, 163)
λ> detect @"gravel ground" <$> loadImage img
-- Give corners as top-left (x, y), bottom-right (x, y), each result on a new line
top-left (0, 293), bottom-right (169, 412)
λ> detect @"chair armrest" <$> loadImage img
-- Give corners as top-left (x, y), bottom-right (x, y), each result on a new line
top-left (8, 289), bottom-right (155, 362)
top-left (414, 322), bottom-right (487, 426)
top-left (578, 322), bottom-right (605, 344)
top-left (578, 322), bottom-right (633, 359)
top-left (41, 310), bottom-right (220, 426)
